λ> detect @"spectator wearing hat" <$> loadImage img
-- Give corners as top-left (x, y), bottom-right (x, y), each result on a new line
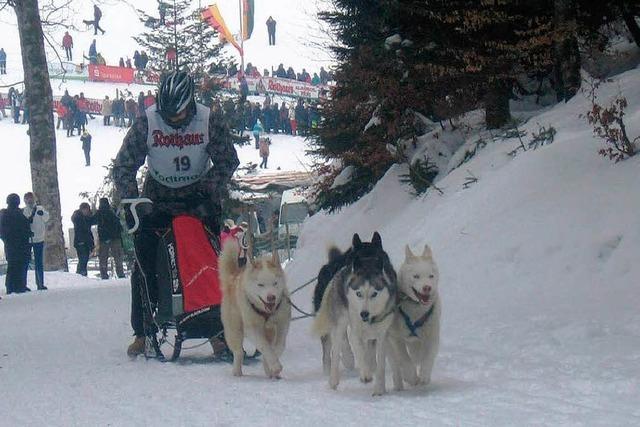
top-left (22, 192), bottom-right (49, 290)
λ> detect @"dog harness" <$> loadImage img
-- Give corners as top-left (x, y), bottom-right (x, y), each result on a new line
top-left (399, 303), bottom-right (435, 337)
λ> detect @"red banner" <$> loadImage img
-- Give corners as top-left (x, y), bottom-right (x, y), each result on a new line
top-left (88, 64), bottom-right (135, 84)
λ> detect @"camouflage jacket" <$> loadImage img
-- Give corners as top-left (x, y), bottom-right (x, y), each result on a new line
top-left (113, 108), bottom-right (239, 215)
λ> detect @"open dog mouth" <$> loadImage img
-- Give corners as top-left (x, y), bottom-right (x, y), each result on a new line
top-left (412, 288), bottom-right (431, 304)
top-left (259, 297), bottom-right (276, 312)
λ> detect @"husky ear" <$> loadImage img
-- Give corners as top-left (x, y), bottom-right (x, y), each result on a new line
top-left (352, 233), bottom-right (362, 249)
top-left (422, 244), bottom-right (433, 259)
top-left (371, 232), bottom-right (382, 249)
top-left (405, 245), bottom-right (415, 260)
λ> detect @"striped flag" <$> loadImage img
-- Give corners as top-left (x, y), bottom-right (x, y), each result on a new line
top-left (202, 4), bottom-right (243, 55)
top-left (242, 0), bottom-right (254, 40)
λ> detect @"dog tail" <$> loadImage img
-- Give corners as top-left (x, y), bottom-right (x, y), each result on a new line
top-left (218, 239), bottom-right (241, 295)
top-left (312, 282), bottom-right (333, 337)
top-left (328, 246), bottom-right (342, 263)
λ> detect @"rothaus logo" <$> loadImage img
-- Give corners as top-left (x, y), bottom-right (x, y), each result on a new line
top-left (167, 242), bottom-right (180, 293)
top-left (152, 130), bottom-right (205, 150)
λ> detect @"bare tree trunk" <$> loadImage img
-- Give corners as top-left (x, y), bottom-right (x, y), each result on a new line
top-left (14, 0), bottom-right (68, 271)
top-left (621, 0), bottom-right (640, 48)
top-left (553, 0), bottom-right (581, 102)
top-left (485, 79), bottom-right (511, 129)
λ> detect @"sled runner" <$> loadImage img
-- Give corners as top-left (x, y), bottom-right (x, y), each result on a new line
top-left (121, 198), bottom-right (225, 362)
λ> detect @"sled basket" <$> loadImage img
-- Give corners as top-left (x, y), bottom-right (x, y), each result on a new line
top-left (155, 215), bottom-right (222, 329)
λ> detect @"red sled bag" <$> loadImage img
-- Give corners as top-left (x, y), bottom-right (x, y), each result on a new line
top-left (155, 215), bottom-right (222, 330)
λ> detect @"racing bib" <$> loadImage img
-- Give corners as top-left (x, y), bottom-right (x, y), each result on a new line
top-left (146, 103), bottom-right (211, 188)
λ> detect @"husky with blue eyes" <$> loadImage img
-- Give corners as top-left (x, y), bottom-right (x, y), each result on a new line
top-left (219, 240), bottom-right (291, 379)
top-left (388, 244), bottom-right (441, 391)
top-left (313, 232), bottom-right (398, 396)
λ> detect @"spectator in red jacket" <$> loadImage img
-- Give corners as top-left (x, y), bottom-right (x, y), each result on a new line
top-left (62, 31), bottom-right (73, 61)
top-left (143, 90), bottom-right (155, 108)
top-left (56, 103), bottom-right (67, 129)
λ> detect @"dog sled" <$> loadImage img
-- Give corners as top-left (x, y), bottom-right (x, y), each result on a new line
top-left (121, 198), bottom-right (226, 362)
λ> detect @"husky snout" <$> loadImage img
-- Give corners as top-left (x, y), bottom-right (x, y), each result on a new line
top-left (360, 310), bottom-right (370, 322)
top-left (267, 294), bottom-right (276, 303)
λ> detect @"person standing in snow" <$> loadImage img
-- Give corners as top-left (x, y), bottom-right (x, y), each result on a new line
top-left (83, 5), bottom-right (106, 35)
top-left (239, 76), bottom-right (249, 103)
top-left (288, 103), bottom-right (297, 136)
top-left (22, 192), bottom-right (49, 290)
top-left (158, 2), bottom-right (167, 26)
top-left (0, 194), bottom-right (32, 294)
top-left (0, 48), bottom-right (6, 74)
top-left (112, 70), bottom-right (239, 356)
top-left (80, 129), bottom-right (92, 166)
top-left (259, 137), bottom-right (270, 169)
top-left (102, 96), bottom-right (112, 126)
top-left (62, 32), bottom-right (73, 61)
top-left (71, 203), bottom-right (95, 277)
top-left (253, 118), bottom-right (263, 149)
top-left (87, 39), bottom-right (98, 65)
top-left (266, 16), bottom-right (277, 46)
top-left (95, 198), bottom-right (125, 280)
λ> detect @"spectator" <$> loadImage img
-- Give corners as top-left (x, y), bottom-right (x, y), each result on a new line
top-left (125, 98), bottom-right (137, 126)
top-left (289, 103), bottom-right (297, 136)
top-left (259, 137), bottom-right (270, 169)
top-left (320, 66), bottom-right (329, 84)
top-left (133, 50), bottom-right (141, 71)
top-left (158, 2), bottom-right (167, 26)
top-left (166, 47), bottom-right (176, 69)
top-left (80, 129), bottom-right (92, 166)
top-left (137, 91), bottom-right (145, 116)
top-left (66, 100), bottom-right (77, 137)
top-left (79, 92), bottom-right (95, 119)
top-left (119, 57), bottom-right (125, 68)
top-left (239, 76), bottom-right (249, 102)
top-left (125, 58), bottom-right (132, 68)
top-left (140, 51), bottom-right (149, 70)
top-left (272, 103), bottom-right (280, 134)
top-left (0, 194), bottom-right (31, 294)
top-left (144, 90), bottom-right (155, 108)
top-left (60, 89), bottom-right (73, 110)
top-left (112, 97), bottom-right (125, 127)
top-left (83, 5), bottom-right (105, 35)
top-left (0, 48), bottom-right (6, 74)
top-left (275, 63), bottom-right (286, 78)
top-left (312, 72), bottom-right (321, 85)
top-left (295, 99), bottom-right (306, 135)
top-left (102, 96), bottom-right (112, 126)
top-left (20, 94), bottom-right (29, 125)
top-left (252, 119), bottom-right (263, 150)
top-left (95, 197), bottom-right (125, 280)
top-left (0, 93), bottom-right (7, 119)
top-left (280, 102), bottom-right (289, 134)
top-left (8, 88), bottom-right (18, 123)
top-left (22, 192), bottom-right (49, 290)
top-left (266, 16), bottom-right (277, 46)
top-left (74, 97), bottom-right (87, 134)
top-left (62, 31), bottom-right (73, 61)
top-left (87, 39), bottom-right (98, 64)
top-left (55, 103), bottom-right (66, 129)
top-left (96, 53), bottom-right (106, 66)
top-left (71, 202), bottom-right (95, 276)
top-left (286, 66), bottom-right (296, 80)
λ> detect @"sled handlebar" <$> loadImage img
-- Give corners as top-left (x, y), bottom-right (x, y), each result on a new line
top-left (119, 198), bottom-right (153, 234)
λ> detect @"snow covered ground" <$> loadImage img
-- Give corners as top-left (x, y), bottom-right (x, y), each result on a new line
top-left (2, 69), bottom-right (639, 425)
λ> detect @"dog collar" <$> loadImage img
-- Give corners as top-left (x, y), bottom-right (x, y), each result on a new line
top-left (369, 307), bottom-right (395, 325)
top-left (248, 299), bottom-right (282, 320)
top-left (399, 303), bottom-right (435, 337)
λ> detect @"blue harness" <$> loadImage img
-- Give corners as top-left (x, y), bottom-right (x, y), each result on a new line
top-left (398, 303), bottom-right (435, 337)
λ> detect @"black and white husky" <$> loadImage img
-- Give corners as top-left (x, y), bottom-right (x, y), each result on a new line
top-left (313, 232), bottom-right (398, 396)
top-left (388, 245), bottom-right (441, 390)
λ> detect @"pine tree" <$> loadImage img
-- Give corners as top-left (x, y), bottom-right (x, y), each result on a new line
top-left (134, 0), bottom-right (225, 88)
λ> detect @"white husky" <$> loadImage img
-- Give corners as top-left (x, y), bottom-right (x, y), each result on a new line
top-left (313, 233), bottom-right (398, 396)
top-left (219, 241), bottom-right (291, 379)
top-left (388, 245), bottom-right (441, 390)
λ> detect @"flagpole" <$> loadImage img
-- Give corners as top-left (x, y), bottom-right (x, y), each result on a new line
top-left (239, 0), bottom-right (244, 77)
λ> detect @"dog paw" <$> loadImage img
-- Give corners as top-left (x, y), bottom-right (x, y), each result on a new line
top-left (329, 377), bottom-right (339, 390)
top-left (232, 368), bottom-right (243, 377)
top-left (271, 361), bottom-right (283, 377)
top-left (393, 383), bottom-right (404, 392)
top-left (372, 386), bottom-right (386, 397)
top-left (360, 374), bottom-right (372, 383)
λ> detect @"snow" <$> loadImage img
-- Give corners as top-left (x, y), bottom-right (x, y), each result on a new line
top-left (0, 2), bottom-right (639, 424)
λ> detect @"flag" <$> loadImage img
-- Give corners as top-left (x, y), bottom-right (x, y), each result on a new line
top-left (242, 0), bottom-right (254, 40)
top-left (202, 4), bottom-right (243, 55)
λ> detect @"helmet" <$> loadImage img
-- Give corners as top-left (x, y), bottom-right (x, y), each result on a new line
top-left (157, 71), bottom-right (195, 125)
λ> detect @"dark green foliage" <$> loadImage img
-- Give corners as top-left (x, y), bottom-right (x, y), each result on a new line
top-left (399, 157), bottom-right (439, 196)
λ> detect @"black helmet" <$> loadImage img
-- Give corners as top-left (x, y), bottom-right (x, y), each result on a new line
top-left (157, 71), bottom-right (195, 125)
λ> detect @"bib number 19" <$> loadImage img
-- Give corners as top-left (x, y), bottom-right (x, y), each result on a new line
top-left (173, 156), bottom-right (191, 171)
